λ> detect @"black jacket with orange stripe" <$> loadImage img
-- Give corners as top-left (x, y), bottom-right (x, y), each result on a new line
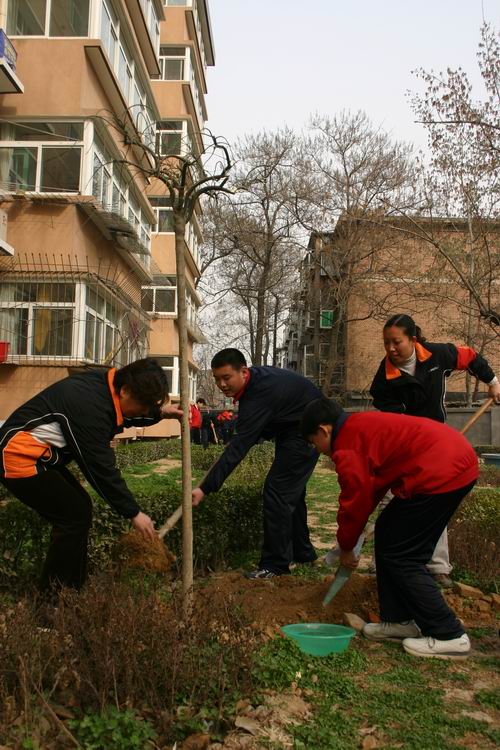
top-left (0, 368), bottom-right (162, 518)
top-left (370, 341), bottom-right (495, 423)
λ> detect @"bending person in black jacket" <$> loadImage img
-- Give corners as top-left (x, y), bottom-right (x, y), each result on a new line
top-left (370, 314), bottom-right (500, 585)
top-left (191, 348), bottom-right (322, 579)
top-left (0, 358), bottom-right (181, 592)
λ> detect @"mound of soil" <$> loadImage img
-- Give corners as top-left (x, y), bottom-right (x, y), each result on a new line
top-left (194, 572), bottom-right (378, 630)
top-left (193, 572), bottom-right (497, 631)
top-left (116, 530), bottom-right (176, 573)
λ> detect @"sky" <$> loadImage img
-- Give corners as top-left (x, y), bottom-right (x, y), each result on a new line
top-left (205, 0), bottom-right (500, 154)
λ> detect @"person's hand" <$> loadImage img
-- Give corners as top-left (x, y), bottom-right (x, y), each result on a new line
top-left (488, 380), bottom-right (500, 404)
top-left (192, 487), bottom-right (205, 506)
top-left (131, 511), bottom-right (157, 542)
top-left (339, 548), bottom-right (359, 570)
top-left (161, 403), bottom-right (183, 420)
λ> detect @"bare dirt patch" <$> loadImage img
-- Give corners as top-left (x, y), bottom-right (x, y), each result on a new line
top-left (193, 571), bottom-right (498, 631)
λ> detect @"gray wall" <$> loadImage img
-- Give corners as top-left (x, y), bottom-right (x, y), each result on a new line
top-left (446, 406), bottom-right (499, 447)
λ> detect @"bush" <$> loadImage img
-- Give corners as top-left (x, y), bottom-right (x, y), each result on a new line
top-left (70, 707), bottom-right (156, 750)
top-left (0, 576), bottom-right (254, 746)
top-left (478, 464), bottom-right (500, 488)
top-left (449, 488), bottom-right (500, 592)
top-left (0, 442), bottom-right (274, 587)
top-left (474, 445), bottom-right (500, 457)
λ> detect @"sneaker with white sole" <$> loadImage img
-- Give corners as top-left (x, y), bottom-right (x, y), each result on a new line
top-left (363, 620), bottom-right (421, 641)
top-left (403, 634), bottom-right (471, 660)
top-left (244, 567), bottom-right (280, 580)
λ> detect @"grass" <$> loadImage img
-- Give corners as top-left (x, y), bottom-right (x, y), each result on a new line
top-left (252, 633), bottom-right (500, 749)
top-left (6, 453), bottom-right (496, 750)
top-left (121, 455), bottom-right (500, 749)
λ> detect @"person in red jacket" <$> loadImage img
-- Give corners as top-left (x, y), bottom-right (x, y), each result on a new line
top-left (369, 313), bottom-right (500, 586)
top-left (301, 397), bottom-right (478, 660)
top-left (189, 401), bottom-right (202, 444)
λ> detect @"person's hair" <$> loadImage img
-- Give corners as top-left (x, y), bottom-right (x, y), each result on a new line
top-left (196, 397), bottom-right (207, 405)
top-left (300, 398), bottom-right (344, 439)
top-left (211, 348), bottom-right (247, 370)
top-left (384, 314), bottom-right (426, 343)
top-left (113, 358), bottom-right (168, 407)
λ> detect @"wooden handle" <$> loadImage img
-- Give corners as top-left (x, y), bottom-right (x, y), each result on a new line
top-left (460, 397), bottom-right (494, 435)
top-left (158, 504), bottom-right (183, 539)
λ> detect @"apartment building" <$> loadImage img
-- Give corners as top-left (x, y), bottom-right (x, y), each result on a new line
top-left (281, 221), bottom-right (500, 404)
top-left (139, 0), bottom-right (213, 437)
top-left (0, 0), bottom-right (214, 435)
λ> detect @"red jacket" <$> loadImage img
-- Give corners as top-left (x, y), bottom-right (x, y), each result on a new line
top-left (331, 412), bottom-right (478, 551)
top-left (189, 404), bottom-right (202, 429)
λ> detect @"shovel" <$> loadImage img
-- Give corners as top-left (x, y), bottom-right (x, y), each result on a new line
top-left (157, 504), bottom-right (183, 539)
top-left (323, 533), bottom-right (366, 607)
top-left (322, 397), bottom-right (494, 607)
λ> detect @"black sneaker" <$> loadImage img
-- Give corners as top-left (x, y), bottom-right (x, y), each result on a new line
top-left (244, 567), bottom-right (279, 580)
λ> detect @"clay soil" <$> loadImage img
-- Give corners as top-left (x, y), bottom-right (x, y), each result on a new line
top-left (192, 571), bottom-right (498, 631)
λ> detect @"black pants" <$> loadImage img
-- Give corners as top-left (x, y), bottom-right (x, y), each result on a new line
top-left (259, 432), bottom-right (319, 573)
top-left (375, 481), bottom-right (475, 640)
top-left (190, 427), bottom-right (201, 445)
top-left (2, 467), bottom-right (93, 592)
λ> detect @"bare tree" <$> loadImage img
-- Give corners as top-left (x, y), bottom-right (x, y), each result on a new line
top-left (101, 112), bottom-right (233, 611)
top-left (296, 111), bottom-right (415, 396)
top-left (402, 22), bottom-right (500, 331)
top-left (200, 129), bottom-right (305, 365)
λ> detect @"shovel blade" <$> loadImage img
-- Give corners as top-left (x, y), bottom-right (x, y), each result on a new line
top-left (323, 566), bottom-right (352, 607)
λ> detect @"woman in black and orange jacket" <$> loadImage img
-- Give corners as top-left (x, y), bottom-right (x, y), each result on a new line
top-left (369, 313), bottom-right (500, 584)
top-left (0, 359), bottom-right (181, 591)
top-left (370, 314), bottom-right (499, 422)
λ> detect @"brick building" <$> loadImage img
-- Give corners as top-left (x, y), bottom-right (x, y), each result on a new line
top-left (279, 217), bottom-right (499, 405)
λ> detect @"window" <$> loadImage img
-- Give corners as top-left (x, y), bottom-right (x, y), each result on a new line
top-left (91, 135), bottom-right (152, 254)
top-left (319, 343), bottom-right (331, 360)
top-left (185, 216), bottom-right (200, 266)
top-left (84, 285), bottom-right (130, 364)
top-left (320, 310), bottom-right (334, 329)
top-left (153, 355), bottom-right (178, 395)
top-left (306, 312), bottom-right (316, 328)
top-left (141, 277), bottom-right (177, 314)
top-left (0, 282), bottom-right (74, 356)
top-left (188, 366), bottom-right (197, 401)
top-left (7, 0), bottom-right (90, 36)
top-left (0, 121), bottom-right (83, 193)
top-left (156, 120), bottom-right (184, 156)
top-left (303, 346), bottom-right (315, 379)
top-left (99, 0), bottom-right (156, 149)
top-left (7, 0), bottom-right (47, 35)
top-left (149, 197), bottom-right (174, 232)
top-left (165, 0), bottom-right (190, 6)
top-left (49, 0), bottom-right (89, 36)
top-left (158, 46), bottom-right (186, 80)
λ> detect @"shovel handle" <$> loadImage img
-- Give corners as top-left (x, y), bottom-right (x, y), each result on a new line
top-left (158, 504), bottom-right (183, 539)
top-left (459, 397), bottom-right (494, 435)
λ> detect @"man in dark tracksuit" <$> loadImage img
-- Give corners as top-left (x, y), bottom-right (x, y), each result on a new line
top-left (0, 359), bottom-right (180, 591)
top-left (191, 348), bottom-right (322, 579)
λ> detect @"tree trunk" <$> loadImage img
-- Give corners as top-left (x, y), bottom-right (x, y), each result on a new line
top-left (272, 295), bottom-right (279, 366)
top-left (254, 266), bottom-right (270, 365)
top-left (174, 210), bottom-right (193, 616)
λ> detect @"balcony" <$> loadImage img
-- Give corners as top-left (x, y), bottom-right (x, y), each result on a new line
top-left (124, 0), bottom-right (164, 77)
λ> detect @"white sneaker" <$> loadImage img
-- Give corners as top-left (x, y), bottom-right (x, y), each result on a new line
top-left (363, 620), bottom-right (421, 641)
top-left (403, 634), bottom-right (471, 660)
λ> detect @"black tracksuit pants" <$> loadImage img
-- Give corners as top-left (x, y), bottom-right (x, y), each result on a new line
top-left (259, 431), bottom-right (319, 573)
top-left (375, 480), bottom-right (476, 640)
top-left (2, 467), bottom-right (93, 591)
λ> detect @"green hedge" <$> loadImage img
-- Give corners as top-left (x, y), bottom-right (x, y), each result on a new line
top-left (0, 442), bottom-right (274, 587)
